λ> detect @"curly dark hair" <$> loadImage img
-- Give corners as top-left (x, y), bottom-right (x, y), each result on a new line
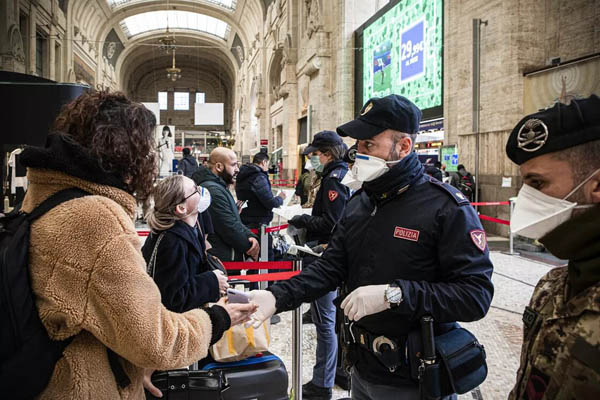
top-left (53, 90), bottom-right (158, 198)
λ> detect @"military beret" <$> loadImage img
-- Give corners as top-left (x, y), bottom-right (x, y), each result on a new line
top-left (506, 94), bottom-right (600, 165)
top-left (337, 94), bottom-right (422, 140)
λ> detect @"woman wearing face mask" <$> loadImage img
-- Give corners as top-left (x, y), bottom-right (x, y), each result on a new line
top-left (142, 175), bottom-right (230, 312)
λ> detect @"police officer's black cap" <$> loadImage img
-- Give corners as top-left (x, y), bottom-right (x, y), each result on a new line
top-left (506, 94), bottom-right (600, 165)
top-left (303, 130), bottom-right (344, 155)
top-left (336, 95), bottom-right (422, 140)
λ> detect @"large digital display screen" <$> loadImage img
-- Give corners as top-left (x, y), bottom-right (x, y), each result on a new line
top-left (356, 0), bottom-right (443, 119)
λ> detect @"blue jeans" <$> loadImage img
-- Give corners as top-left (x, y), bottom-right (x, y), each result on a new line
top-left (351, 368), bottom-right (457, 400)
top-left (310, 290), bottom-right (338, 388)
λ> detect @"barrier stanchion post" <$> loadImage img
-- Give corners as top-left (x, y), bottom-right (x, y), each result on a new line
top-left (292, 260), bottom-right (303, 400)
top-left (259, 224), bottom-right (268, 290)
top-left (504, 197), bottom-right (519, 256)
top-left (508, 197), bottom-right (519, 255)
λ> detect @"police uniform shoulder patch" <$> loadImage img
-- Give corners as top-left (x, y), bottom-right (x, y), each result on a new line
top-left (428, 177), bottom-right (470, 205)
top-left (328, 190), bottom-right (339, 201)
top-left (470, 229), bottom-right (487, 252)
top-left (329, 167), bottom-right (347, 181)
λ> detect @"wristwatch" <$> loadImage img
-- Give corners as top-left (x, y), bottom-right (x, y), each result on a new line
top-left (384, 284), bottom-right (403, 308)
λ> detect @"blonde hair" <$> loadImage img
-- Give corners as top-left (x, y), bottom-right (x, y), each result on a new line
top-left (146, 175), bottom-right (186, 232)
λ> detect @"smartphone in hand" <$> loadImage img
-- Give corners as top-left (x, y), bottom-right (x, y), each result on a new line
top-left (227, 288), bottom-right (250, 304)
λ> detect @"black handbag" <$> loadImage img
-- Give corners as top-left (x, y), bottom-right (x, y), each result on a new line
top-left (145, 369), bottom-right (229, 400)
top-left (408, 322), bottom-right (487, 399)
top-left (206, 254), bottom-right (227, 275)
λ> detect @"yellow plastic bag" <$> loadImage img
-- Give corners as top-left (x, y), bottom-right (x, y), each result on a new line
top-left (210, 320), bottom-right (271, 362)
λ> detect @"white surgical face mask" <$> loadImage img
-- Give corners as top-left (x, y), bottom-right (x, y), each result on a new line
top-left (310, 155), bottom-right (324, 173)
top-left (511, 168), bottom-right (600, 239)
top-left (197, 186), bottom-right (211, 213)
top-left (305, 160), bottom-right (314, 171)
top-left (352, 153), bottom-right (400, 182)
top-left (341, 169), bottom-right (363, 191)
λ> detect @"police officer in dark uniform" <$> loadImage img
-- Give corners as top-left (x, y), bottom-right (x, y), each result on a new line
top-left (248, 95), bottom-right (494, 399)
top-left (289, 130), bottom-right (350, 245)
top-left (288, 130), bottom-right (350, 399)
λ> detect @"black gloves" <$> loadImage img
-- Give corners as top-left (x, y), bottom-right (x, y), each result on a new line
top-left (289, 214), bottom-right (310, 228)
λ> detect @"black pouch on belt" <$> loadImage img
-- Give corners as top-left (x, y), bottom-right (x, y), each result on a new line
top-left (407, 318), bottom-right (488, 398)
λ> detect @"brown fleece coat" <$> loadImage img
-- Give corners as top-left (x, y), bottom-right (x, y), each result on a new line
top-left (22, 168), bottom-right (214, 399)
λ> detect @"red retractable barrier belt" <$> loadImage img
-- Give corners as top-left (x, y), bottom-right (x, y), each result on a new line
top-left (222, 261), bottom-right (293, 270)
top-left (479, 214), bottom-right (510, 226)
top-left (266, 224), bottom-right (289, 233)
top-left (138, 230), bottom-right (150, 237)
top-left (228, 271), bottom-right (300, 282)
top-left (249, 224), bottom-right (289, 234)
top-left (470, 201), bottom-right (510, 206)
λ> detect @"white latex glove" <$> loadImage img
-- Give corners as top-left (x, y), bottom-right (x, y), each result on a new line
top-left (246, 290), bottom-right (277, 328)
top-left (341, 285), bottom-right (392, 321)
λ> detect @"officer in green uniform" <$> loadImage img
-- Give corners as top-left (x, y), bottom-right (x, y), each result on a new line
top-left (506, 94), bottom-right (600, 399)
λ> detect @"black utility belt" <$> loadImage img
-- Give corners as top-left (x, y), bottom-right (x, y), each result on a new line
top-left (347, 323), bottom-right (407, 373)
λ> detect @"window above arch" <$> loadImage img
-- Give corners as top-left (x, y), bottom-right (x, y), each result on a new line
top-left (119, 10), bottom-right (231, 39)
top-left (107, 0), bottom-right (236, 11)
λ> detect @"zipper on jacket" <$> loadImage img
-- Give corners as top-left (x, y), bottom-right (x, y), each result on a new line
top-left (371, 204), bottom-right (378, 216)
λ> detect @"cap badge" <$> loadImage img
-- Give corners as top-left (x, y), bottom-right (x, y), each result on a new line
top-left (360, 102), bottom-right (374, 116)
top-left (517, 118), bottom-right (549, 152)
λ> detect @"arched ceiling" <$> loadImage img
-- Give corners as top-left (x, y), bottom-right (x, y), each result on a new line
top-left (118, 34), bottom-right (237, 93)
top-left (67, 0), bottom-right (267, 93)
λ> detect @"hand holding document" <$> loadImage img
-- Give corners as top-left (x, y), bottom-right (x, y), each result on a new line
top-left (273, 204), bottom-right (312, 221)
top-left (287, 244), bottom-right (322, 258)
top-left (277, 189), bottom-right (295, 207)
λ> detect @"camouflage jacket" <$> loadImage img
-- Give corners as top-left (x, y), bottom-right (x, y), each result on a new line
top-left (509, 266), bottom-right (600, 400)
top-left (304, 172), bottom-right (321, 208)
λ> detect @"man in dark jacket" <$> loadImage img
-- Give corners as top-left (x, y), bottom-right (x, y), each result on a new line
top-left (248, 95), bottom-right (494, 399)
top-left (178, 147), bottom-right (199, 177)
top-left (425, 161), bottom-right (443, 181)
top-left (192, 147), bottom-right (259, 262)
top-left (450, 164), bottom-right (476, 201)
top-left (235, 152), bottom-right (286, 261)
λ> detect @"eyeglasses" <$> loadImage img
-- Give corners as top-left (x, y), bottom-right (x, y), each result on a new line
top-left (181, 185), bottom-right (200, 203)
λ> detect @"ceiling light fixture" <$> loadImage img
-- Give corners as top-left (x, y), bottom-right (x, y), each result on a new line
top-left (166, 48), bottom-right (181, 81)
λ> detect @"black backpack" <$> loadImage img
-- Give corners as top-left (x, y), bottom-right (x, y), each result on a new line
top-left (458, 172), bottom-right (475, 200)
top-left (0, 188), bottom-right (130, 398)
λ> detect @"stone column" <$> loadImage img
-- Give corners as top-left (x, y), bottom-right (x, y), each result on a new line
top-left (283, 61), bottom-right (298, 179)
top-left (0, 0), bottom-right (26, 73)
top-left (49, 25), bottom-right (56, 80)
top-left (28, 5), bottom-right (37, 75)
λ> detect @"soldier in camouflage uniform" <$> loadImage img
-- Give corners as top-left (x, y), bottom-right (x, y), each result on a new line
top-left (506, 95), bottom-right (600, 399)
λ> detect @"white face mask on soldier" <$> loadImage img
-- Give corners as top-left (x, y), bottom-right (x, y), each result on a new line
top-left (352, 153), bottom-right (400, 182)
top-left (510, 168), bottom-right (600, 239)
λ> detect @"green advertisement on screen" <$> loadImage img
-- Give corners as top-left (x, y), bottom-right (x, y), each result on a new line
top-left (362, 0), bottom-right (443, 112)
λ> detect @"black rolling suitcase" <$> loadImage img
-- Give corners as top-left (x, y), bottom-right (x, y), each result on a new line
top-left (201, 352), bottom-right (288, 400)
top-left (146, 352), bottom-right (288, 400)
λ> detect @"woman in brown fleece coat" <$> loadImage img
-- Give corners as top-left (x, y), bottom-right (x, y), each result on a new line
top-left (17, 91), bottom-right (256, 399)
